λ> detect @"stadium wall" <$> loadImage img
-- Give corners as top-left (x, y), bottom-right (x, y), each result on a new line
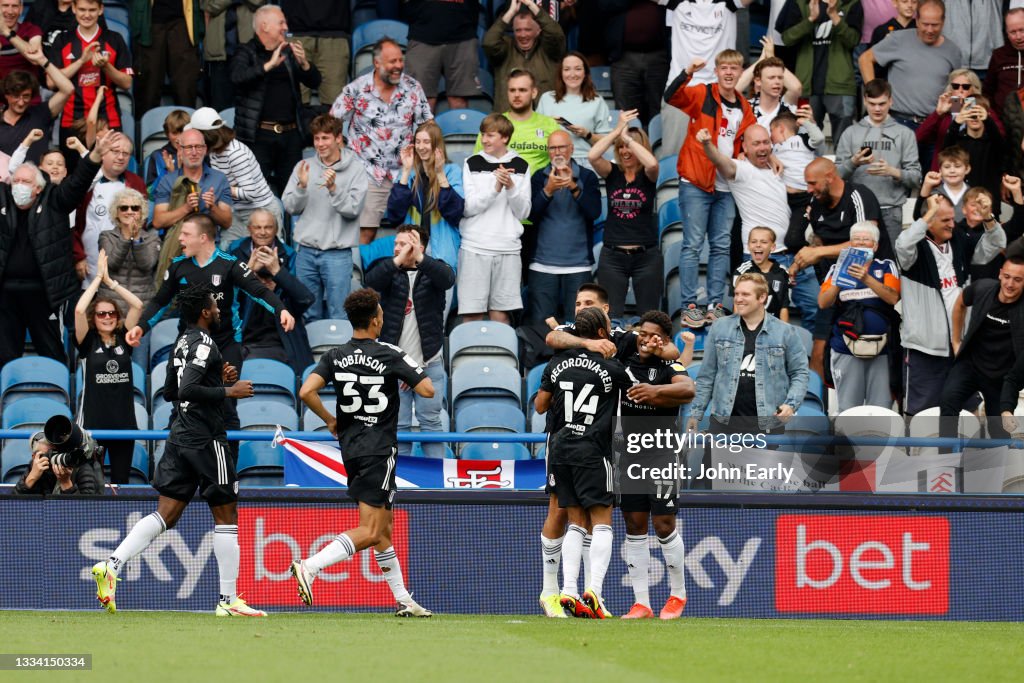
top-left (1, 492), bottom-right (1021, 620)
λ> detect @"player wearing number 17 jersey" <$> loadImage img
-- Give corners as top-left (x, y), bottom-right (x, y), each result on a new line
top-left (292, 288), bottom-right (435, 617)
top-left (535, 307), bottom-right (631, 619)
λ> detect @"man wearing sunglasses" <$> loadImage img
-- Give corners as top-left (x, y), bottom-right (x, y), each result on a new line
top-left (71, 132), bottom-right (146, 284)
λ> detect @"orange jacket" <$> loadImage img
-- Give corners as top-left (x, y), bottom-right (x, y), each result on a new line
top-left (666, 73), bottom-right (756, 193)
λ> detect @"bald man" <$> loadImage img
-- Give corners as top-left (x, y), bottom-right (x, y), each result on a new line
top-left (526, 130), bottom-right (603, 324)
top-left (788, 157), bottom-right (889, 378)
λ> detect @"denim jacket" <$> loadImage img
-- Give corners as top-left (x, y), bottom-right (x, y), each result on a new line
top-left (691, 313), bottom-right (809, 430)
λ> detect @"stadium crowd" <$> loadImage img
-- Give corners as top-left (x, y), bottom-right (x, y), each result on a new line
top-left (3, 0), bottom-right (1024, 490)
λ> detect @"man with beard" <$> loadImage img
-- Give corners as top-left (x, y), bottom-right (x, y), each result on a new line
top-left (332, 38), bottom-right (432, 244)
top-left (475, 69), bottom-right (560, 174)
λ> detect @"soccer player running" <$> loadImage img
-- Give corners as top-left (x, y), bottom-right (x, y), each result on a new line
top-left (535, 306), bottom-right (632, 619)
top-left (291, 288), bottom-right (434, 617)
top-left (617, 311), bottom-right (694, 620)
top-left (91, 284), bottom-right (265, 616)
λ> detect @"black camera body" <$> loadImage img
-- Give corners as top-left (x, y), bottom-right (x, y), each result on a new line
top-left (43, 415), bottom-right (103, 469)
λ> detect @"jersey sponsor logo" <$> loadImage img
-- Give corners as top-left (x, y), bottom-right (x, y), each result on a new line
top-left (105, 360), bottom-right (119, 373)
top-left (775, 515), bottom-right (950, 614)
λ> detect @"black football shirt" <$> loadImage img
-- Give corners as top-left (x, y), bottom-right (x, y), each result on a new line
top-left (164, 327), bottom-right (227, 448)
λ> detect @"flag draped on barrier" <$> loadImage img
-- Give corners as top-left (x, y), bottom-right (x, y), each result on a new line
top-left (278, 436), bottom-right (547, 489)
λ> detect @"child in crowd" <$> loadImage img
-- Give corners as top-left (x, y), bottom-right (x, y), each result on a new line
top-left (729, 226), bottom-right (791, 322)
top-left (917, 145), bottom-right (971, 222)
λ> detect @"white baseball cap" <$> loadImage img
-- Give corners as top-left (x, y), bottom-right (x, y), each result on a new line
top-left (184, 107), bottom-right (224, 132)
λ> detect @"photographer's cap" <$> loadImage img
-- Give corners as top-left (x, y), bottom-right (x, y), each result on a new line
top-left (184, 107), bottom-right (224, 132)
top-left (29, 431), bottom-right (48, 450)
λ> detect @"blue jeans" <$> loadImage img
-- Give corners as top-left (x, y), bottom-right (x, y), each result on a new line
top-left (397, 358), bottom-right (447, 459)
top-left (772, 252), bottom-right (819, 331)
top-left (678, 183), bottom-right (734, 307)
top-left (295, 246), bottom-right (352, 322)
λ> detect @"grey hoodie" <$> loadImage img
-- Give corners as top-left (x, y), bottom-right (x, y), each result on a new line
top-left (282, 150), bottom-right (368, 251)
top-left (834, 115), bottom-right (922, 209)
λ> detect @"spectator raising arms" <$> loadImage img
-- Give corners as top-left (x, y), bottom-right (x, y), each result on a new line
top-left (587, 109), bottom-right (661, 321)
top-left (98, 188), bottom-right (160, 314)
top-left (74, 249), bottom-right (143, 485)
top-left (483, 0), bottom-right (565, 114)
top-left (385, 120), bottom-right (464, 277)
top-left (537, 51), bottom-right (612, 169)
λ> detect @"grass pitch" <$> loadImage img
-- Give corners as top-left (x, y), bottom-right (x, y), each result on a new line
top-left (2, 612), bottom-right (1021, 682)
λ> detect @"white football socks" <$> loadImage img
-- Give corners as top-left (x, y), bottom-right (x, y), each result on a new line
top-left (560, 524), bottom-right (586, 596)
top-left (659, 530), bottom-right (687, 599)
top-left (587, 524), bottom-right (613, 595)
top-left (107, 512), bottom-right (166, 578)
top-left (582, 533), bottom-right (592, 588)
top-left (214, 525), bottom-right (239, 604)
top-left (374, 547), bottom-right (412, 604)
top-left (541, 534), bottom-right (563, 597)
top-left (305, 533), bottom-right (356, 574)
top-left (624, 534), bottom-right (651, 608)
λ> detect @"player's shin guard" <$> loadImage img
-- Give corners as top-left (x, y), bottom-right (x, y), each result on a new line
top-left (305, 533), bottom-right (356, 573)
top-left (108, 512), bottom-right (167, 578)
top-left (658, 530), bottom-right (687, 598)
top-left (624, 534), bottom-right (651, 608)
top-left (541, 534), bottom-right (563, 597)
top-left (374, 547), bottom-right (412, 604)
top-left (214, 525), bottom-right (240, 604)
top-left (587, 524), bottom-right (613, 595)
top-left (560, 524), bottom-right (586, 596)
top-left (582, 534), bottom-right (592, 589)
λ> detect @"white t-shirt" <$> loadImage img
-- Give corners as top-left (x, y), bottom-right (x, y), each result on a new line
top-left (82, 178), bottom-right (124, 286)
top-left (927, 239), bottom-right (961, 329)
top-left (666, 0), bottom-right (738, 84)
top-left (729, 159), bottom-right (790, 252)
top-left (714, 98), bottom-right (745, 191)
top-left (773, 133), bottom-right (816, 191)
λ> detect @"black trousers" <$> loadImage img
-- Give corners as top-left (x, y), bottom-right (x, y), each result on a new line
top-left (136, 18), bottom-right (200, 113)
top-left (939, 357), bottom-right (1008, 440)
top-left (252, 127), bottom-right (304, 197)
top-left (610, 49), bottom-right (670, 126)
top-left (100, 439), bottom-right (135, 485)
top-left (596, 245), bottom-right (663, 321)
top-left (0, 287), bottom-right (67, 368)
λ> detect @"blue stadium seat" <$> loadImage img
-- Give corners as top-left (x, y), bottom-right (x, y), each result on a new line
top-left (104, 5), bottom-right (130, 26)
top-left (659, 200), bottom-right (682, 250)
top-left (789, 323), bottom-right (813, 358)
top-left (436, 108), bottom-right (486, 138)
top-left (591, 66), bottom-right (612, 99)
top-left (359, 235), bottom-right (397, 274)
top-left (451, 361), bottom-right (522, 417)
top-left (447, 321), bottom-right (519, 372)
top-left (351, 20), bottom-right (409, 76)
top-left (104, 443), bottom-right (150, 483)
top-left (148, 318), bottom-right (180, 370)
top-left (2, 397), bottom-right (71, 430)
top-left (238, 400), bottom-right (298, 431)
top-left (460, 442), bottom-right (532, 460)
top-left (302, 408), bottom-right (328, 432)
top-left (649, 114), bottom-right (663, 156)
top-left (455, 401), bottom-right (525, 433)
top-left (306, 319), bottom-right (354, 362)
top-left (526, 364), bottom-right (546, 406)
top-left (656, 155), bottom-right (679, 209)
top-left (152, 401), bottom-right (173, 430)
top-left (133, 403), bottom-right (147, 431)
top-left (301, 364), bottom-right (336, 400)
top-left (150, 361), bottom-right (168, 409)
top-left (236, 441), bottom-right (284, 486)
top-left (529, 409), bottom-right (546, 434)
top-left (218, 107), bottom-right (235, 129)
top-left (1, 439), bottom-right (32, 484)
top-left (240, 358), bottom-right (295, 407)
top-left (805, 370), bottom-right (825, 412)
top-left (1, 356), bottom-right (70, 407)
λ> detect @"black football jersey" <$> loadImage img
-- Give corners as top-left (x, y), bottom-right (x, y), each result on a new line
top-left (620, 354), bottom-right (690, 418)
top-left (553, 321), bottom-right (636, 362)
top-left (313, 338), bottom-right (425, 460)
top-left (164, 327), bottom-right (226, 448)
top-left (541, 349), bottom-right (631, 466)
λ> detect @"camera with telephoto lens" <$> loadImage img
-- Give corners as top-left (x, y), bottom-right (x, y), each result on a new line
top-left (43, 415), bottom-right (103, 469)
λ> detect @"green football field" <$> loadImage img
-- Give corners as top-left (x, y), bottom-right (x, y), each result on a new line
top-left (1, 612), bottom-right (1022, 682)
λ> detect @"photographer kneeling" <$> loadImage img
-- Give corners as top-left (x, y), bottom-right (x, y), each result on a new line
top-left (14, 417), bottom-right (105, 496)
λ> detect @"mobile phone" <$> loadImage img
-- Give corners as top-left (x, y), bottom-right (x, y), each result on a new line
top-left (860, 146), bottom-right (872, 156)
top-left (965, 96), bottom-right (976, 109)
top-left (556, 117), bottom-right (574, 128)
top-left (797, 97), bottom-right (810, 108)
top-left (950, 96), bottom-right (963, 114)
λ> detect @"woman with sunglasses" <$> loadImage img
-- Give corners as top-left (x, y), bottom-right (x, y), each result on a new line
top-left (537, 51), bottom-right (612, 169)
top-left (98, 188), bottom-right (161, 313)
top-left (76, 247), bottom-right (144, 485)
top-left (917, 69), bottom-right (1005, 172)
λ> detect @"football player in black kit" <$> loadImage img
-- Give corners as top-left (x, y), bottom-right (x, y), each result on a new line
top-left (536, 306), bottom-right (631, 619)
top-left (291, 289), bottom-right (435, 617)
top-left (91, 284), bottom-right (267, 616)
top-left (126, 213), bottom-right (295, 449)
top-left (617, 310), bottom-right (694, 621)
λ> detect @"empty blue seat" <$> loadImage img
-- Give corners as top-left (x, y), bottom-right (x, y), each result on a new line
top-left (436, 109), bottom-right (486, 138)
top-left (1, 356), bottom-right (70, 407)
top-left (1, 439), bottom-right (32, 484)
top-left (218, 107), bottom-right (235, 128)
top-left (591, 66), bottom-right (612, 97)
top-left (451, 361), bottom-right (522, 415)
top-left (461, 442), bottom-right (532, 460)
top-left (302, 408), bottom-right (328, 432)
top-left (150, 360), bottom-right (168, 408)
top-left (789, 323), bottom-right (813, 358)
top-left (306, 319), bottom-right (354, 360)
top-left (301, 363), bottom-right (336, 399)
top-left (526, 364), bottom-right (546, 406)
top-left (238, 400), bottom-right (298, 431)
top-left (236, 441), bottom-right (284, 486)
top-left (149, 318), bottom-right (180, 369)
top-left (448, 321), bottom-right (519, 372)
top-left (152, 401), bottom-right (174, 430)
top-left (2, 397), bottom-right (71, 430)
top-left (649, 114), bottom-right (663, 152)
top-left (241, 358), bottom-right (295, 406)
top-left (455, 401), bottom-right (525, 433)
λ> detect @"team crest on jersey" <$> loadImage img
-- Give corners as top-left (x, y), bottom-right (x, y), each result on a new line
top-left (537, 128), bottom-right (545, 138)
top-left (113, 346), bottom-right (124, 355)
top-left (212, 274), bottom-right (222, 287)
top-left (648, 368), bottom-right (657, 381)
top-left (772, 280), bottom-right (781, 292)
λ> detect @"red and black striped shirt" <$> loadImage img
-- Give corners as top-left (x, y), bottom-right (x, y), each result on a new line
top-left (47, 26), bottom-right (132, 129)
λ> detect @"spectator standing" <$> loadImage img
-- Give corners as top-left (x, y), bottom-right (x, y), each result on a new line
top-left (363, 224), bottom-right (454, 459)
top-left (231, 4), bottom-right (321, 195)
top-left (895, 193), bottom-right (1005, 414)
top-left (664, 51), bottom-right (756, 329)
top-left (737, 46), bottom-right (802, 128)
top-left (0, 132), bottom-right (119, 367)
top-left (28, 0), bottom-right (107, 52)
top-left (917, 69), bottom-right (1003, 173)
top-left (98, 187), bottom-right (160, 313)
top-left (384, 120), bottom-right (464, 278)
top-left (864, 0), bottom-right (915, 82)
top-left (858, 0), bottom-right (962, 133)
top-left (600, 0), bottom-right (668, 126)
top-left (985, 8), bottom-right (1024, 121)
top-left (0, 50), bottom-right (74, 163)
top-left (942, 0), bottom-right (1002, 73)
top-left (916, 145), bottom-right (971, 222)
top-left (587, 110), bottom-right (662, 320)
top-left (74, 249), bottom-right (143, 485)
top-left (778, 0), bottom-right (863, 147)
top-left (483, 0), bottom-right (565, 114)
top-left (0, 0), bottom-right (42, 81)
top-left (228, 208), bottom-right (315, 372)
top-left (957, 179), bottom-right (1024, 282)
top-left (730, 227), bottom-right (791, 322)
top-left (834, 78), bottom-right (921, 244)
top-left (537, 52), bottom-right (612, 169)
top-left (132, 0), bottom-right (204, 112)
top-left (458, 113), bottom-right (531, 324)
top-left (476, 69), bottom-right (560, 173)
top-left (281, 0), bottom-right (351, 107)
top-left (185, 107), bottom-right (282, 248)
top-left (942, 96), bottom-right (1006, 202)
top-left (282, 114), bottom-right (367, 321)
top-left (818, 221), bottom-right (900, 412)
top-left (331, 38), bottom-right (432, 244)
top-left (526, 129), bottom-right (602, 323)
top-left (404, 0), bottom-right (480, 112)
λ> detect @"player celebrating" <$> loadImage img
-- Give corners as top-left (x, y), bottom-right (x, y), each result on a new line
top-left (618, 311), bottom-right (694, 620)
top-left (91, 284), bottom-right (264, 616)
top-left (535, 306), bottom-right (631, 619)
top-left (291, 288), bottom-right (435, 617)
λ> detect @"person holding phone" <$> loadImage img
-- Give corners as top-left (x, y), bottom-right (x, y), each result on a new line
top-left (916, 69), bottom-right (1004, 172)
top-left (537, 52), bottom-right (612, 169)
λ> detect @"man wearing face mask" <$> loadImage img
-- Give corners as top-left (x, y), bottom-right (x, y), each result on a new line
top-left (0, 130), bottom-right (121, 367)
